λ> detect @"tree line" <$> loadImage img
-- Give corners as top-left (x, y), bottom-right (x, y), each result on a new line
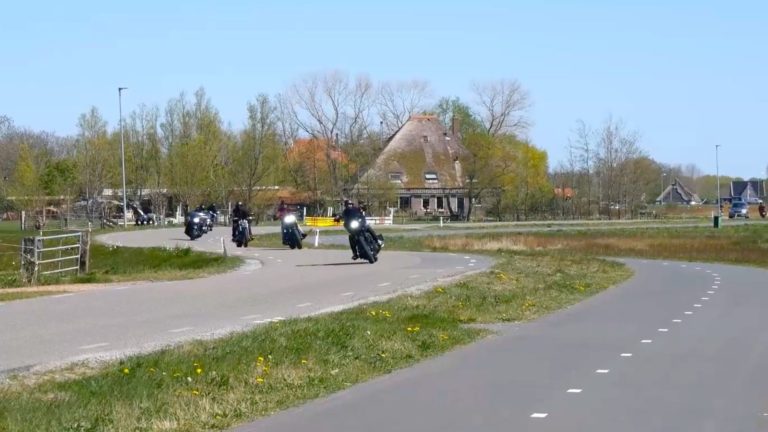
top-left (0, 71), bottom-right (749, 222)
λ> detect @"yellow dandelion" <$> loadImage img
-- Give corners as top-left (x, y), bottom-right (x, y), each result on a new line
top-left (196, 368), bottom-right (203, 375)
top-left (122, 368), bottom-right (130, 375)
top-left (369, 310), bottom-right (377, 317)
top-left (191, 390), bottom-right (200, 396)
top-left (149, 367), bottom-right (156, 373)
top-left (301, 359), bottom-right (308, 364)
top-left (256, 377), bottom-right (264, 384)
top-left (434, 287), bottom-right (445, 293)
top-left (439, 334), bottom-right (449, 341)
top-left (257, 356), bottom-right (264, 364)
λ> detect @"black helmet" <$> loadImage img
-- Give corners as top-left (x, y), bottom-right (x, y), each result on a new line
top-left (343, 199), bottom-right (352, 207)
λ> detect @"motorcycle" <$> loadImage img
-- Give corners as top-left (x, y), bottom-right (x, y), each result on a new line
top-left (346, 217), bottom-right (381, 264)
top-left (184, 213), bottom-right (205, 240)
top-left (281, 214), bottom-right (304, 250)
top-left (234, 218), bottom-right (251, 248)
top-left (760, 205), bottom-right (766, 218)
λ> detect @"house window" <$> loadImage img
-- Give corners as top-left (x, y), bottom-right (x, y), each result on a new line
top-left (399, 196), bottom-right (410, 210)
top-left (436, 197), bottom-right (444, 210)
top-left (422, 135), bottom-right (429, 143)
top-left (388, 172), bottom-right (402, 182)
top-left (422, 198), bottom-right (430, 210)
top-left (424, 172), bottom-right (438, 183)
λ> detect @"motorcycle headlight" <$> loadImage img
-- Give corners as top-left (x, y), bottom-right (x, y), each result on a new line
top-left (193, 217), bottom-right (200, 223)
top-left (283, 214), bottom-right (296, 224)
top-left (350, 220), bottom-right (360, 229)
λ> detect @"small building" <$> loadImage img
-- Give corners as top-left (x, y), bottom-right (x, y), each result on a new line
top-left (656, 177), bottom-right (701, 205)
top-left (730, 180), bottom-right (765, 204)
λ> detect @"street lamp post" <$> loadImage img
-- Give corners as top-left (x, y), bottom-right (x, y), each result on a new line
top-left (715, 144), bottom-right (721, 217)
top-left (660, 172), bottom-right (666, 205)
top-left (118, 87), bottom-right (128, 228)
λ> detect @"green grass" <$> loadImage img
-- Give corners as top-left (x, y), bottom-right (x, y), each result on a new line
top-left (0, 251), bottom-right (629, 431)
top-left (407, 223), bottom-right (768, 268)
top-left (0, 222), bottom-right (242, 290)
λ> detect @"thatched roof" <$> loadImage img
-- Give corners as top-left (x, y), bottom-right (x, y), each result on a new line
top-left (656, 177), bottom-right (701, 204)
top-left (359, 115), bottom-right (468, 189)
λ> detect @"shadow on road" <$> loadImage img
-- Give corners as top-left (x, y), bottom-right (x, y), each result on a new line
top-left (296, 262), bottom-right (369, 267)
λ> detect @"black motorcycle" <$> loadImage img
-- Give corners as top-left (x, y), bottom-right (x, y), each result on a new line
top-left (234, 218), bottom-right (251, 248)
top-left (346, 217), bottom-right (381, 264)
top-left (281, 214), bottom-right (304, 250)
top-left (184, 213), bottom-right (205, 240)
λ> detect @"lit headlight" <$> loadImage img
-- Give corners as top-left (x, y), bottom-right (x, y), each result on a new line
top-left (283, 214), bottom-right (296, 224)
top-left (193, 217), bottom-right (200, 223)
top-left (350, 220), bottom-right (360, 229)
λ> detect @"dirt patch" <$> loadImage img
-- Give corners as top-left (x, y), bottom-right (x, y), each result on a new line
top-left (0, 281), bottom-right (147, 293)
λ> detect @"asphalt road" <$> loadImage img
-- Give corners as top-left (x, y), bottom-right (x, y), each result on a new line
top-left (235, 258), bottom-right (768, 432)
top-left (0, 229), bottom-right (492, 376)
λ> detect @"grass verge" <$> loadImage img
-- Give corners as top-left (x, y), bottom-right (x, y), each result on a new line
top-left (406, 224), bottom-right (768, 268)
top-left (0, 251), bottom-right (629, 431)
top-left (1, 223), bottom-right (242, 290)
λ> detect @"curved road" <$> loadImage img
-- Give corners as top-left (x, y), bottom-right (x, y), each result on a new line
top-left (235, 258), bottom-right (768, 432)
top-left (0, 229), bottom-right (493, 376)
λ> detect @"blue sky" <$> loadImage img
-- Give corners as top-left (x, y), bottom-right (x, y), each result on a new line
top-left (1, 0), bottom-right (766, 178)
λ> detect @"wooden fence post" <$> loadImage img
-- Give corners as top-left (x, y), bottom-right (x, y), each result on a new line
top-left (79, 230), bottom-right (91, 274)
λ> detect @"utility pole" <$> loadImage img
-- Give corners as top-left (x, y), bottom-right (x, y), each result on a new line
top-left (118, 87), bottom-right (128, 228)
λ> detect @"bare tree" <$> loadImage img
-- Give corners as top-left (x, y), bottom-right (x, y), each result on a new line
top-left (569, 120), bottom-right (598, 217)
top-left (235, 94), bottom-right (282, 211)
top-left (377, 79), bottom-right (433, 135)
top-left (595, 116), bottom-right (642, 219)
top-left (286, 70), bottom-right (375, 202)
top-left (471, 79), bottom-right (531, 137)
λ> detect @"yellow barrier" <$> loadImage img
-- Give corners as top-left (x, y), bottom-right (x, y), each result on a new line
top-left (304, 217), bottom-right (342, 227)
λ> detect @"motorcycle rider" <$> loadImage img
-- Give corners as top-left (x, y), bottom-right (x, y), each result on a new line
top-left (334, 199), bottom-right (383, 260)
top-left (276, 200), bottom-right (307, 240)
top-left (231, 201), bottom-right (253, 241)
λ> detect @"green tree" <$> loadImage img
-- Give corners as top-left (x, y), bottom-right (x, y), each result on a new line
top-left (11, 143), bottom-right (45, 218)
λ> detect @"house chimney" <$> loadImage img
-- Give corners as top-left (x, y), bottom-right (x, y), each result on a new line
top-left (451, 115), bottom-right (461, 136)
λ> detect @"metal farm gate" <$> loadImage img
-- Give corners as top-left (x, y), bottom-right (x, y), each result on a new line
top-left (20, 232), bottom-right (90, 284)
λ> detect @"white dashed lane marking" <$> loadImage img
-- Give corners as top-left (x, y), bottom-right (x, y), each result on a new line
top-left (530, 413), bottom-right (548, 419)
top-left (658, 328), bottom-right (669, 332)
top-left (621, 353), bottom-right (633, 357)
top-left (694, 304), bottom-right (702, 308)
top-left (168, 327), bottom-right (194, 333)
top-left (296, 303), bottom-right (312, 308)
top-left (596, 369), bottom-right (610, 374)
top-left (707, 291), bottom-right (715, 294)
top-left (673, 319), bottom-right (682, 323)
top-left (377, 282), bottom-right (391, 287)
top-left (642, 340), bottom-right (653, 343)
top-left (341, 292), bottom-right (354, 297)
top-left (685, 311), bottom-right (693, 315)
top-left (52, 293), bottom-right (75, 298)
top-left (79, 342), bottom-right (109, 350)
top-left (567, 389), bottom-right (583, 393)
top-left (701, 297), bottom-right (709, 300)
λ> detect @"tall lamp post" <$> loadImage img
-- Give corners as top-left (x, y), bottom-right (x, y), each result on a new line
top-left (715, 144), bottom-right (721, 217)
top-left (118, 87), bottom-right (128, 228)
top-left (660, 172), bottom-right (666, 205)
